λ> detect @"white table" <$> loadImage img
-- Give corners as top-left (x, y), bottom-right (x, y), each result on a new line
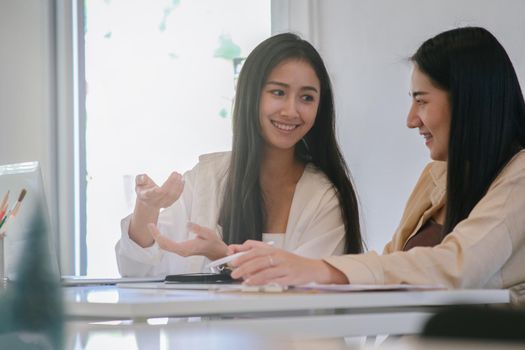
top-left (63, 285), bottom-right (509, 338)
top-left (64, 323), bottom-right (525, 350)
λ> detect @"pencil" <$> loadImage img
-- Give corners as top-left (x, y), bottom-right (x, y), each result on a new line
top-left (10, 188), bottom-right (27, 217)
top-left (0, 190), bottom-right (9, 218)
top-left (0, 214), bottom-right (7, 229)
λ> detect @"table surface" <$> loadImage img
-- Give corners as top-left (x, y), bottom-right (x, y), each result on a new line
top-left (62, 285), bottom-right (510, 339)
top-left (64, 284), bottom-right (509, 319)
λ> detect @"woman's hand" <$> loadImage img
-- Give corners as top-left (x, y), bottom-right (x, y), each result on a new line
top-left (229, 240), bottom-right (349, 285)
top-left (128, 172), bottom-right (185, 248)
top-left (135, 172), bottom-right (184, 210)
top-left (148, 222), bottom-right (232, 261)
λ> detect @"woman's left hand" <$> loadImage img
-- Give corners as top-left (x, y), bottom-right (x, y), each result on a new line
top-left (229, 240), bottom-right (340, 286)
top-left (148, 222), bottom-right (232, 261)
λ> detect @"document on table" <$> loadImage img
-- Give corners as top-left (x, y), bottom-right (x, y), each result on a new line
top-left (116, 282), bottom-right (243, 291)
top-left (212, 283), bottom-right (445, 293)
top-left (291, 283), bottom-right (445, 292)
top-left (115, 282), bottom-right (445, 293)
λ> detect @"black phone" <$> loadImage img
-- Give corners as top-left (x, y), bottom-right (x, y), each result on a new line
top-left (164, 271), bottom-right (238, 284)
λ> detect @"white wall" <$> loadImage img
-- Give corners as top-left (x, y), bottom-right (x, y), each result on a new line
top-left (288, 0), bottom-right (525, 250)
top-left (0, 0), bottom-right (79, 275)
top-left (0, 1), bottom-right (61, 250)
top-left (0, 0), bottom-right (55, 184)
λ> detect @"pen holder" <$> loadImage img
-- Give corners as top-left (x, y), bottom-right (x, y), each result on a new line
top-left (0, 233), bottom-right (7, 288)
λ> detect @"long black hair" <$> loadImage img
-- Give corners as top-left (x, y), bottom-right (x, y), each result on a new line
top-left (411, 27), bottom-right (525, 235)
top-left (219, 33), bottom-right (363, 254)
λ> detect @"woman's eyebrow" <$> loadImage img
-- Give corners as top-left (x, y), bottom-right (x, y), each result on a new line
top-left (266, 81), bottom-right (288, 88)
top-left (302, 86), bottom-right (319, 93)
top-left (266, 81), bottom-right (319, 93)
top-left (410, 91), bottom-right (429, 98)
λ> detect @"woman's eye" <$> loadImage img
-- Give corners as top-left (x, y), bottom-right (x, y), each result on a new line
top-left (416, 99), bottom-right (426, 105)
top-left (301, 95), bottom-right (315, 102)
top-left (270, 89), bottom-right (284, 96)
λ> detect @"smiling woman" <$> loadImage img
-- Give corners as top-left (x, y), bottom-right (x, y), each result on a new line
top-left (115, 33), bottom-right (364, 277)
top-left (407, 67), bottom-right (452, 162)
top-left (259, 59), bottom-right (320, 152)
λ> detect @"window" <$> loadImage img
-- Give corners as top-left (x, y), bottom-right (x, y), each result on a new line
top-left (82, 0), bottom-right (271, 276)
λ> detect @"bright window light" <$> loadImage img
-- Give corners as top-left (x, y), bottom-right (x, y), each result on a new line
top-left (83, 0), bottom-right (271, 276)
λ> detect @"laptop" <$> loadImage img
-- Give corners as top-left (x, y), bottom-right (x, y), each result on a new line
top-left (0, 161), bottom-right (59, 282)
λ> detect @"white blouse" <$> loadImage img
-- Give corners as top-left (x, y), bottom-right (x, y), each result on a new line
top-left (115, 152), bottom-right (346, 277)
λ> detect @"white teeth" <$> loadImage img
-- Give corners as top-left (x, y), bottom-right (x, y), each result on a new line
top-left (271, 121), bottom-right (298, 131)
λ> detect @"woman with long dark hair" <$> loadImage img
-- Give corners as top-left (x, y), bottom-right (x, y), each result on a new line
top-left (116, 33), bottom-right (363, 276)
top-left (231, 27), bottom-right (525, 298)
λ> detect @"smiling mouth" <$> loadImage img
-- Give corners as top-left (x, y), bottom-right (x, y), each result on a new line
top-left (271, 120), bottom-right (300, 131)
top-left (421, 132), bottom-right (432, 140)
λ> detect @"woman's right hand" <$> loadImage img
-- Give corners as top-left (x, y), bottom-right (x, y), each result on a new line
top-left (135, 172), bottom-right (184, 210)
top-left (128, 172), bottom-right (184, 248)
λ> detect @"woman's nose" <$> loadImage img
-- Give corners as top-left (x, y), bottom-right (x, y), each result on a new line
top-left (280, 97), bottom-right (299, 118)
top-left (406, 105), bottom-right (422, 129)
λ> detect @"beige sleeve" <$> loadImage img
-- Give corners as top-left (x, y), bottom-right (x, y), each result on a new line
top-left (324, 160), bottom-right (525, 288)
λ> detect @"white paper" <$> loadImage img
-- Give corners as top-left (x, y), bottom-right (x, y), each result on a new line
top-left (291, 283), bottom-right (445, 292)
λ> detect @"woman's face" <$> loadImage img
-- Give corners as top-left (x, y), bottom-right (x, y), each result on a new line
top-left (259, 59), bottom-right (320, 152)
top-left (407, 66), bottom-right (452, 161)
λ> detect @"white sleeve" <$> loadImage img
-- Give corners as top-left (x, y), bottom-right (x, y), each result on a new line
top-left (115, 169), bottom-right (196, 277)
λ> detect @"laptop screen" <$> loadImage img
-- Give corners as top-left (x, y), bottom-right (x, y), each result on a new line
top-left (0, 162), bottom-right (59, 281)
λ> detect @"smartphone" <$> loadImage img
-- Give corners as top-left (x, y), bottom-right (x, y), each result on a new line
top-left (165, 271), bottom-right (238, 284)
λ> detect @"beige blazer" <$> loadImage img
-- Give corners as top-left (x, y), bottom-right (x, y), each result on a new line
top-left (325, 150), bottom-right (525, 305)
